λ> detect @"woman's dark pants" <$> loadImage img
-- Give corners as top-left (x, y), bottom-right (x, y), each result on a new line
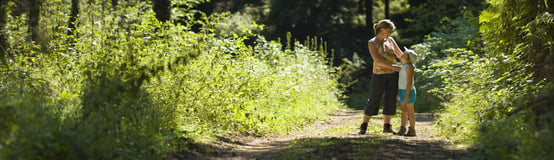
top-left (364, 72), bottom-right (398, 116)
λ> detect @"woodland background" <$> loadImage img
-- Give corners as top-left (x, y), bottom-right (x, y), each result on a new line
top-left (0, 0), bottom-right (553, 159)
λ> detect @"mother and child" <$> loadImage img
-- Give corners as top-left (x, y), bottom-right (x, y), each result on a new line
top-left (358, 19), bottom-right (418, 136)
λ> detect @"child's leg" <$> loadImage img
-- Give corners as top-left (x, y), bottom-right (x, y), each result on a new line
top-left (406, 103), bottom-right (416, 127)
top-left (401, 103), bottom-right (408, 127)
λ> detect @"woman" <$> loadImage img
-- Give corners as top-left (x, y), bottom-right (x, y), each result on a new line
top-left (359, 19), bottom-right (404, 135)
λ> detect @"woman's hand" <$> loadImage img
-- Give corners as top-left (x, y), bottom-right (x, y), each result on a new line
top-left (391, 64), bottom-right (401, 72)
top-left (377, 64), bottom-right (401, 72)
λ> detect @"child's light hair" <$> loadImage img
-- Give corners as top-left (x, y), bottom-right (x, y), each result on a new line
top-left (403, 47), bottom-right (418, 64)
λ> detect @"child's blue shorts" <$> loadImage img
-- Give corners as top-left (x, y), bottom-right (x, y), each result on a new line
top-left (398, 89), bottom-right (416, 104)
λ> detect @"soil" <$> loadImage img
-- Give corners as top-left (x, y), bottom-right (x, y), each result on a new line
top-left (170, 109), bottom-right (469, 160)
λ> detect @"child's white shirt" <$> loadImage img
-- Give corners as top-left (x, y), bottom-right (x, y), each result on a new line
top-left (398, 64), bottom-right (415, 90)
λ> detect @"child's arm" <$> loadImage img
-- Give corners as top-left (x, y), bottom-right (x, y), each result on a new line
top-left (387, 37), bottom-right (404, 58)
top-left (403, 64), bottom-right (415, 102)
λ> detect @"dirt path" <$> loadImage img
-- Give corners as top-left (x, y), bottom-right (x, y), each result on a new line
top-left (172, 109), bottom-right (468, 160)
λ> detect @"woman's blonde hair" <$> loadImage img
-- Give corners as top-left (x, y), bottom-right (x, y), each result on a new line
top-left (373, 19), bottom-right (396, 35)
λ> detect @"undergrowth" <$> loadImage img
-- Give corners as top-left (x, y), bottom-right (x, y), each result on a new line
top-left (0, 1), bottom-right (343, 159)
top-left (414, 2), bottom-right (554, 159)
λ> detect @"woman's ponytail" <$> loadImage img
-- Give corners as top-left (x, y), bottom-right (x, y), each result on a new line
top-left (373, 19), bottom-right (396, 35)
top-left (373, 23), bottom-right (379, 35)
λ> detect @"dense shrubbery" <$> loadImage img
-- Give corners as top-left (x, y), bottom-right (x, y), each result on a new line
top-left (0, 1), bottom-right (343, 159)
top-left (414, 0), bottom-right (554, 159)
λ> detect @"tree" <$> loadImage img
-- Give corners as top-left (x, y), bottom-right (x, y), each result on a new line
top-left (307, 0), bottom-right (318, 37)
top-left (362, 0), bottom-right (373, 29)
top-left (384, 0), bottom-right (389, 19)
top-left (112, 0), bottom-right (118, 10)
top-left (68, 0), bottom-right (79, 35)
top-left (152, 0), bottom-right (171, 22)
top-left (28, 0), bottom-right (41, 42)
top-left (0, 0), bottom-right (7, 63)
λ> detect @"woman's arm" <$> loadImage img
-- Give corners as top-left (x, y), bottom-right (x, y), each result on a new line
top-left (403, 65), bottom-right (415, 102)
top-left (368, 41), bottom-right (400, 71)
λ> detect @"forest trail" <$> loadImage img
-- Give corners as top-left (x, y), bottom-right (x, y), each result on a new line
top-left (172, 109), bottom-right (469, 160)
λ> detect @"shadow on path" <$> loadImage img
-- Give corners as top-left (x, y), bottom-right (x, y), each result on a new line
top-left (170, 110), bottom-right (468, 160)
top-left (176, 135), bottom-right (467, 160)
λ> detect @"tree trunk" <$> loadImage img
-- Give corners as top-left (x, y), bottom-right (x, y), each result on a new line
top-left (152, 0), bottom-right (171, 22)
top-left (358, 0), bottom-right (364, 15)
top-left (68, 0), bottom-right (79, 35)
top-left (112, 0), bottom-right (118, 10)
top-left (364, 0), bottom-right (373, 28)
top-left (29, 0), bottom-right (41, 42)
top-left (0, 0), bottom-right (7, 62)
top-left (307, 0), bottom-right (318, 37)
top-left (384, 0), bottom-right (389, 19)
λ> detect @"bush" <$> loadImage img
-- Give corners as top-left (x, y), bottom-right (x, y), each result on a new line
top-left (0, 1), bottom-right (343, 159)
top-left (419, 0), bottom-right (554, 158)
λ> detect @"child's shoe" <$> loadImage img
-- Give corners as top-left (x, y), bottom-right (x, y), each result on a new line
top-left (394, 126), bottom-right (406, 135)
top-left (383, 124), bottom-right (393, 133)
top-left (406, 127), bottom-right (416, 136)
top-left (359, 123), bottom-right (368, 135)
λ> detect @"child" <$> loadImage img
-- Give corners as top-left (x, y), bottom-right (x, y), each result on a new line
top-left (396, 47), bottom-right (417, 136)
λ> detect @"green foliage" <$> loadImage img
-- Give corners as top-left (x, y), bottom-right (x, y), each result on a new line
top-left (408, 13), bottom-right (482, 112)
top-left (480, 0), bottom-right (554, 78)
top-left (422, 0), bottom-right (554, 159)
top-left (460, 0), bottom-right (554, 158)
top-left (339, 52), bottom-right (371, 109)
top-left (215, 11), bottom-right (264, 38)
top-left (398, 0), bottom-right (486, 45)
top-left (431, 49), bottom-right (542, 142)
top-left (156, 34), bottom-right (342, 138)
top-left (0, 0), bottom-right (343, 159)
